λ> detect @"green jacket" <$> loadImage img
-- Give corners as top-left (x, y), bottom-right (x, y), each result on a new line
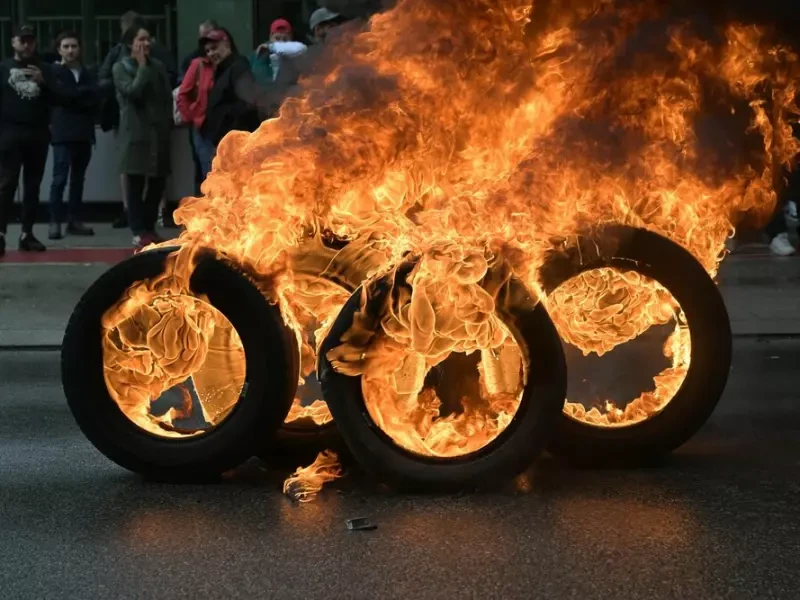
top-left (112, 54), bottom-right (173, 176)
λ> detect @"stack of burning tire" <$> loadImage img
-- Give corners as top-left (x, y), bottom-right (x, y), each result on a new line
top-left (61, 224), bottom-right (731, 491)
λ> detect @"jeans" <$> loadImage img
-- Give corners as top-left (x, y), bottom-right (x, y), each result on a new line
top-left (49, 142), bottom-right (92, 224)
top-left (0, 140), bottom-right (49, 234)
top-left (191, 128), bottom-right (215, 183)
top-left (126, 174), bottom-right (168, 236)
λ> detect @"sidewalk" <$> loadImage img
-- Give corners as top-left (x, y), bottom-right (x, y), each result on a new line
top-left (1, 224), bottom-right (799, 347)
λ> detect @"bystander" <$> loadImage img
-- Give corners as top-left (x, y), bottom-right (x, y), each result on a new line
top-left (200, 29), bottom-right (261, 147)
top-left (48, 31), bottom-right (98, 240)
top-left (0, 25), bottom-right (63, 256)
top-left (112, 19), bottom-right (173, 248)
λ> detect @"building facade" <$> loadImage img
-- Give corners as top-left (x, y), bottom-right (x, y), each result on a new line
top-left (1, 1), bottom-right (382, 64)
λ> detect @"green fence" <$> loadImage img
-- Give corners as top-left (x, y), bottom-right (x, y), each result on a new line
top-left (0, 6), bottom-right (175, 65)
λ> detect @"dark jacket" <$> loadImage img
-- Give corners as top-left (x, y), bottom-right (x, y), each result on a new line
top-left (201, 54), bottom-right (260, 146)
top-left (0, 57), bottom-right (67, 150)
top-left (112, 54), bottom-right (173, 176)
top-left (50, 63), bottom-right (99, 144)
top-left (98, 42), bottom-right (177, 132)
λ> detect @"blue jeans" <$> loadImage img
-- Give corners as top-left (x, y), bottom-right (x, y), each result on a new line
top-left (49, 142), bottom-right (92, 224)
top-left (191, 128), bottom-right (215, 182)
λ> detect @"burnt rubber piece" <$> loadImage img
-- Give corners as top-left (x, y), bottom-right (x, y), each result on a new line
top-left (318, 265), bottom-right (568, 492)
top-left (61, 246), bottom-right (299, 481)
top-left (539, 225), bottom-right (732, 465)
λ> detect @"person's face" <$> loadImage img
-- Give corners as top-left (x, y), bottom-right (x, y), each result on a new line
top-left (12, 35), bottom-right (36, 59)
top-left (314, 21), bottom-right (336, 42)
top-left (133, 29), bottom-right (151, 54)
top-left (270, 31), bottom-right (291, 43)
top-left (198, 23), bottom-right (214, 40)
top-left (205, 39), bottom-right (231, 65)
top-left (58, 37), bottom-right (81, 63)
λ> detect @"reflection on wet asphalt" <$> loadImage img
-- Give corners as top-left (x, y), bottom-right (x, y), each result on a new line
top-left (1, 339), bottom-right (798, 599)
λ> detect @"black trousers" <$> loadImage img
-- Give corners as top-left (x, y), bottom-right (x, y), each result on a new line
top-left (0, 140), bottom-right (49, 234)
top-left (126, 174), bottom-right (167, 236)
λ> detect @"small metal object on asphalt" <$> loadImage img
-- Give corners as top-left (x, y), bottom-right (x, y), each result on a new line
top-left (346, 517), bottom-right (377, 531)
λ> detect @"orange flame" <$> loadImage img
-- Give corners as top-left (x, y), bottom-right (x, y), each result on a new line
top-left (282, 450), bottom-right (343, 502)
top-left (105, 1), bottom-right (799, 447)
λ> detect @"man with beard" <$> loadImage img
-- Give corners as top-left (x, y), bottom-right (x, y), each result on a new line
top-left (0, 25), bottom-right (65, 256)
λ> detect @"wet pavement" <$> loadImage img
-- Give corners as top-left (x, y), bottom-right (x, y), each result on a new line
top-left (1, 338), bottom-right (799, 599)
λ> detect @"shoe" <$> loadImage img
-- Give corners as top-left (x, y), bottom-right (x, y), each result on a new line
top-left (132, 233), bottom-right (155, 249)
top-left (785, 200), bottom-right (798, 221)
top-left (769, 232), bottom-right (796, 256)
top-left (112, 213), bottom-right (129, 229)
top-left (49, 223), bottom-right (63, 240)
top-left (0, 235), bottom-right (5, 258)
top-left (66, 222), bottom-right (95, 236)
top-left (19, 233), bottom-right (46, 252)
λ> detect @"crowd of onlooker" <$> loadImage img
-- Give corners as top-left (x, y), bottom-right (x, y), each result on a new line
top-left (1, 7), bottom-right (799, 258)
top-left (0, 7), bottom-right (346, 256)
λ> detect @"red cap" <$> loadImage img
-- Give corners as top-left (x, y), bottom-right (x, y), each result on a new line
top-left (200, 29), bottom-right (229, 43)
top-left (270, 19), bottom-right (292, 34)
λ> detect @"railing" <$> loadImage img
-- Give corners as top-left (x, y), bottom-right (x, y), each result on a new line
top-left (0, 8), bottom-right (174, 65)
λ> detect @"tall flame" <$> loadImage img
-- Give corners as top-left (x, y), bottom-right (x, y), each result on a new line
top-left (105, 1), bottom-right (799, 446)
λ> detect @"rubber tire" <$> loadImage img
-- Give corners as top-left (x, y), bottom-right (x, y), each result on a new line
top-left (318, 267), bottom-right (568, 492)
top-left (62, 246), bottom-right (299, 480)
top-left (539, 226), bottom-right (732, 465)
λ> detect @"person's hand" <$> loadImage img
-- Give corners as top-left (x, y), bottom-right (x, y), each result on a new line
top-left (132, 41), bottom-right (147, 66)
top-left (256, 42), bottom-right (270, 56)
top-left (23, 66), bottom-right (44, 84)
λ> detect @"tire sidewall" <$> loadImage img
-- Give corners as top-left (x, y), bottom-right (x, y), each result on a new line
top-left (61, 247), bottom-right (298, 478)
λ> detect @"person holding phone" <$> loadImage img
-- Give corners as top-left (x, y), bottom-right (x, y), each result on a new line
top-left (0, 24), bottom-right (61, 257)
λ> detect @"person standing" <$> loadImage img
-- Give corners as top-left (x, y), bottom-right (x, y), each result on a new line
top-left (99, 10), bottom-right (177, 229)
top-left (200, 29), bottom-right (261, 147)
top-left (112, 20), bottom-right (173, 248)
top-left (250, 19), bottom-right (307, 89)
top-left (48, 31), bottom-right (98, 240)
top-left (176, 47), bottom-right (215, 181)
top-left (0, 25), bottom-right (60, 256)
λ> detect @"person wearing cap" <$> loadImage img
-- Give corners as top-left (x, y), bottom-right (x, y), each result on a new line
top-left (200, 28), bottom-right (261, 147)
top-left (251, 19), bottom-right (307, 88)
top-left (309, 8), bottom-right (346, 43)
top-left (177, 42), bottom-right (216, 181)
top-left (0, 24), bottom-right (68, 256)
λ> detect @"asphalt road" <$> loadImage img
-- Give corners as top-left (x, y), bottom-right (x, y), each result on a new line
top-left (1, 339), bottom-right (799, 599)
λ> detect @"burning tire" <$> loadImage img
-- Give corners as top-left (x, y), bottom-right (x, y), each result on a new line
top-left (539, 226), bottom-right (732, 464)
top-left (318, 264), bottom-right (567, 491)
top-left (61, 246), bottom-right (299, 480)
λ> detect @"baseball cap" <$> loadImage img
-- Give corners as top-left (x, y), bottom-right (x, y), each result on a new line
top-left (309, 8), bottom-right (341, 31)
top-left (13, 24), bottom-right (36, 40)
top-left (270, 18), bottom-right (292, 34)
top-left (199, 29), bottom-right (230, 44)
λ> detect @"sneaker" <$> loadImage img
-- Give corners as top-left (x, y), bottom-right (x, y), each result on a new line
top-left (19, 233), bottom-right (47, 252)
top-left (66, 222), bottom-right (95, 236)
top-left (769, 232), bottom-right (796, 256)
top-left (49, 223), bottom-right (63, 240)
top-left (112, 212), bottom-right (129, 229)
top-left (785, 200), bottom-right (798, 221)
top-left (132, 233), bottom-right (155, 249)
top-left (0, 235), bottom-right (5, 258)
